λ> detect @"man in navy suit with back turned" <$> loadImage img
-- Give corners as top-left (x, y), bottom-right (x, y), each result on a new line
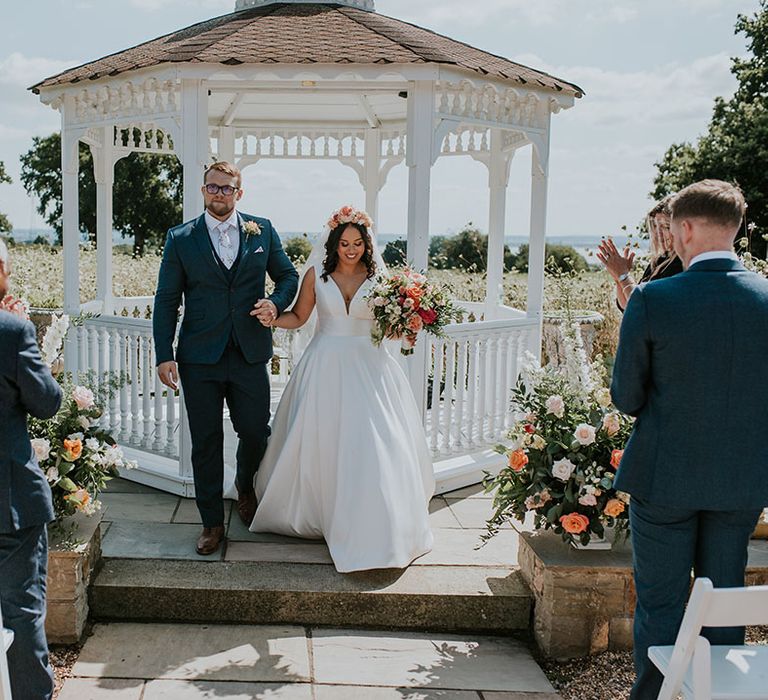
top-left (611, 179), bottom-right (768, 699)
top-left (0, 237), bottom-right (63, 699)
top-left (153, 162), bottom-right (298, 556)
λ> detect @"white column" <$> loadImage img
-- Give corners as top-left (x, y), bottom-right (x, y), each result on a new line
top-left (181, 78), bottom-right (209, 222)
top-left (94, 125), bottom-right (115, 314)
top-left (363, 128), bottom-right (381, 226)
top-left (61, 127), bottom-right (80, 318)
top-left (526, 121), bottom-right (551, 360)
top-left (178, 79), bottom-right (209, 486)
top-left (405, 80), bottom-right (435, 417)
top-left (218, 125), bottom-right (236, 164)
top-left (486, 129), bottom-right (512, 320)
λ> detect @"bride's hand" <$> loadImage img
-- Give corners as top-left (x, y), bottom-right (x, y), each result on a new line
top-left (251, 299), bottom-right (278, 327)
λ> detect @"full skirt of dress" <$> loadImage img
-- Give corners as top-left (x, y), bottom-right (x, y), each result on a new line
top-left (250, 333), bottom-right (435, 573)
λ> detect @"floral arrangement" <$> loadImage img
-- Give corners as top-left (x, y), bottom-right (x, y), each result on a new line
top-left (483, 325), bottom-right (633, 546)
top-left (326, 205), bottom-right (373, 232)
top-left (15, 311), bottom-right (137, 527)
top-left (367, 267), bottom-right (464, 355)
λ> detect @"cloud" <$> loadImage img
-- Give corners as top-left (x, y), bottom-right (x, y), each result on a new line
top-left (129, 0), bottom-right (230, 11)
top-left (0, 53), bottom-right (79, 89)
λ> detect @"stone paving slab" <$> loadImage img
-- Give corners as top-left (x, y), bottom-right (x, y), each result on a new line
top-left (57, 678), bottom-right (143, 699)
top-left (442, 485), bottom-right (492, 500)
top-left (415, 529), bottom-right (518, 567)
top-left (99, 492), bottom-right (179, 523)
top-left (311, 629), bottom-right (556, 693)
top-left (314, 687), bottom-right (480, 699)
top-left (225, 541), bottom-right (335, 564)
top-left (143, 679), bottom-right (314, 698)
top-left (101, 521), bottom-right (223, 561)
top-left (173, 498), bottom-right (233, 525)
top-left (445, 497), bottom-right (512, 530)
top-left (73, 623), bottom-right (311, 682)
top-left (103, 478), bottom-right (164, 495)
top-left (429, 498), bottom-right (463, 528)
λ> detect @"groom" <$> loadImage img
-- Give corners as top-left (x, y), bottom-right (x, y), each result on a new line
top-left (153, 162), bottom-right (298, 555)
top-left (611, 179), bottom-right (768, 699)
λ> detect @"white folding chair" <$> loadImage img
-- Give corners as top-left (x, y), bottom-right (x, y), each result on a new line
top-left (650, 577), bottom-right (768, 699)
top-left (0, 599), bottom-right (13, 700)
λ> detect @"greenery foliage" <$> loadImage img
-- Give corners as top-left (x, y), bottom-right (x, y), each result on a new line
top-left (20, 132), bottom-right (182, 256)
top-left (652, 2), bottom-right (768, 257)
top-left (283, 235), bottom-right (313, 264)
top-left (0, 161), bottom-right (12, 233)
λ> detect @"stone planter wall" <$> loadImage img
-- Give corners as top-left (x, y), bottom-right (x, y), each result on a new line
top-left (542, 311), bottom-right (604, 366)
top-left (46, 512), bottom-right (102, 644)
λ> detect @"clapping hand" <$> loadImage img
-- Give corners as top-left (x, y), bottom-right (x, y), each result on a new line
top-left (251, 299), bottom-right (278, 327)
top-left (596, 238), bottom-right (635, 282)
top-left (0, 295), bottom-right (30, 320)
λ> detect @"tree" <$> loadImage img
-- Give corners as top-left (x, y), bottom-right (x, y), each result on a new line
top-left (382, 239), bottom-right (407, 266)
top-left (20, 132), bottom-right (182, 256)
top-left (0, 161), bottom-right (12, 233)
top-left (652, 2), bottom-right (768, 257)
top-left (284, 235), bottom-right (313, 264)
top-left (510, 243), bottom-right (588, 273)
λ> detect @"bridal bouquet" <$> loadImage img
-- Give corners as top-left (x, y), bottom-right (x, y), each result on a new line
top-left (483, 325), bottom-right (633, 547)
top-left (367, 268), bottom-right (464, 355)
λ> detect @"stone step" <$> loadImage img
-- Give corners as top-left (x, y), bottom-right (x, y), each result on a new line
top-left (91, 559), bottom-right (532, 633)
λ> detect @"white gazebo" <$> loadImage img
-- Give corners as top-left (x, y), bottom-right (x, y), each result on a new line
top-left (31, 0), bottom-right (583, 495)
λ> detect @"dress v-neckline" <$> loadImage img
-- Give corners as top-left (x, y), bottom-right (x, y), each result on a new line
top-left (329, 274), bottom-right (368, 315)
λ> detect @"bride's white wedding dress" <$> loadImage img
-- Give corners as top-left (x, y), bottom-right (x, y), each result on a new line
top-left (250, 264), bottom-right (435, 572)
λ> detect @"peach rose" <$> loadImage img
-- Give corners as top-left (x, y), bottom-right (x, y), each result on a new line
top-left (63, 438), bottom-right (83, 461)
top-left (545, 395), bottom-right (565, 418)
top-left (573, 423), bottom-right (596, 446)
top-left (610, 449), bottom-right (624, 469)
top-left (508, 449), bottom-right (529, 473)
top-left (64, 488), bottom-right (90, 511)
top-left (578, 493), bottom-right (597, 507)
top-left (406, 314), bottom-right (423, 332)
top-left (604, 498), bottom-right (625, 517)
top-left (560, 512), bottom-right (590, 535)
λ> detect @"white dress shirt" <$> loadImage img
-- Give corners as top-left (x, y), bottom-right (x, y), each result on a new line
top-left (205, 209), bottom-right (240, 268)
top-left (688, 250), bottom-right (739, 267)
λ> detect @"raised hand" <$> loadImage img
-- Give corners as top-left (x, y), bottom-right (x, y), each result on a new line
top-left (597, 238), bottom-right (635, 281)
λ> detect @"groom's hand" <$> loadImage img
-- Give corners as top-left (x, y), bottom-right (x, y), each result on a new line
top-left (251, 299), bottom-right (278, 327)
top-left (157, 361), bottom-right (179, 391)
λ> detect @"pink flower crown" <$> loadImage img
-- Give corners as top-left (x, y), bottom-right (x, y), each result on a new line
top-left (326, 205), bottom-right (374, 232)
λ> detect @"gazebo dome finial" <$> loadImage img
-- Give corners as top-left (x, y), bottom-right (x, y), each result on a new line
top-left (235, 0), bottom-right (375, 11)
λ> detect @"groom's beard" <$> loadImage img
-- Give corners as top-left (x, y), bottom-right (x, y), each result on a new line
top-left (206, 200), bottom-right (235, 219)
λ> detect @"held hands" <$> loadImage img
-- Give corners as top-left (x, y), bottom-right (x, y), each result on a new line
top-left (250, 299), bottom-right (278, 327)
top-left (157, 361), bottom-right (179, 391)
top-left (596, 238), bottom-right (635, 282)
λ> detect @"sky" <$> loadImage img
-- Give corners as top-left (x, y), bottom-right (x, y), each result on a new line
top-left (0, 0), bottom-right (758, 239)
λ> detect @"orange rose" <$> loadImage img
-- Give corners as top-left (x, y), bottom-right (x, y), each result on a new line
top-left (604, 499), bottom-right (625, 518)
top-left (407, 314), bottom-right (423, 332)
top-left (63, 438), bottom-right (83, 461)
top-left (559, 512), bottom-right (590, 534)
top-left (610, 449), bottom-right (624, 469)
top-left (64, 488), bottom-right (90, 511)
top-left (508, 449), bottom-right (529, 473)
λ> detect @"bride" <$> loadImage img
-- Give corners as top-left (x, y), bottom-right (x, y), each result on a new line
top-left (249, 206), bottom-right (434, 573)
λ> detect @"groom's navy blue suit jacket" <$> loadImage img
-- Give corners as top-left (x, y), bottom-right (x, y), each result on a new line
top-left (611, 257), bottom-right (768, 511)
top-left (153, 212), bottom-right (299, 366)
top-left (0, 311), bottom-right (61, 533)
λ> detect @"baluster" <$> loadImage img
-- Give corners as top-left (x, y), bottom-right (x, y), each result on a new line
top-left (129, 332), bottom-right (140, 446)
top-left (465, 338), bottom-right (477, 447)
top-left (336, 135), bottom-right (343, 157)
top-left (152, 363), bottom-right (165, 453)
top-left (77, 325), bottom-right (87, 384)
top-left (269, 135), bottom-right (275, 156)
top-left (454, 337), bottom-right (468, 451)
top-left (141, 335), bottom-right (152, 448)
top-left (442, 339), bottom-right (456, 454)
top-left (323, 135), bottom-right (330, 157)
top-left (310, 133), bottom-right (316, 157)
top-left (296, 134), bottom-right (303, 157)
top-left (109, 329), bottom-right (119, 432)
top-left (497, 333), bottom-right (511, 439)
top-left (477, 336), bottom-right (489, 444)
top-left (487, 336), bottom-right (499, 441)
top-left (165, 381), bottom-right (177, 458)
top-left (119, 331), bottom-right (129, 442)
top-left (439, 83), bottom-right (449, 113)
top-left (430, 339), bottom-right (444, 454)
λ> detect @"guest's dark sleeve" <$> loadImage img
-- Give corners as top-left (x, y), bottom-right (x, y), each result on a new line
top-left (16, 321), bottom-right (62, 419)
top-left (153, 231), bottom-right (185, 365)
top-left (265, 222), bottom-right (299, 314)
top-left (611, 285), bottom-right (652, 416)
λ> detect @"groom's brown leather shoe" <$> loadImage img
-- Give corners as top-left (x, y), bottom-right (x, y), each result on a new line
top-left (236, 489), bottom-right (257, 526)
top-left (196, 525), bottom-right (225, 555)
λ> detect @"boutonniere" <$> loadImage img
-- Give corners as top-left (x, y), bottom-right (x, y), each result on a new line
top-left (243, 221), bottom-right (262, 237)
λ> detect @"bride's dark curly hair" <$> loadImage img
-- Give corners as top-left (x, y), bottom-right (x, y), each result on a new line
top-left (321, 222), bottom-right (377, 282)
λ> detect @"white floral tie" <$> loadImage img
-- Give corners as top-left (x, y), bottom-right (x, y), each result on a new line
top-left (218, 223), bottom-right (235, 269)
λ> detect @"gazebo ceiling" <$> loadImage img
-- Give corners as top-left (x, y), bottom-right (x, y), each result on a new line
top-left (30, 3), bottom-right (583, 98)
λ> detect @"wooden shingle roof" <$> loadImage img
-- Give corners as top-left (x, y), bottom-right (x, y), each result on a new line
top-left (31, 3), bottom-right (583, 97)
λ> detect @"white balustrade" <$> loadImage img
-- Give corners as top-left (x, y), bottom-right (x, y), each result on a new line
top-left (424, 317), bottom-right (535, 456)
